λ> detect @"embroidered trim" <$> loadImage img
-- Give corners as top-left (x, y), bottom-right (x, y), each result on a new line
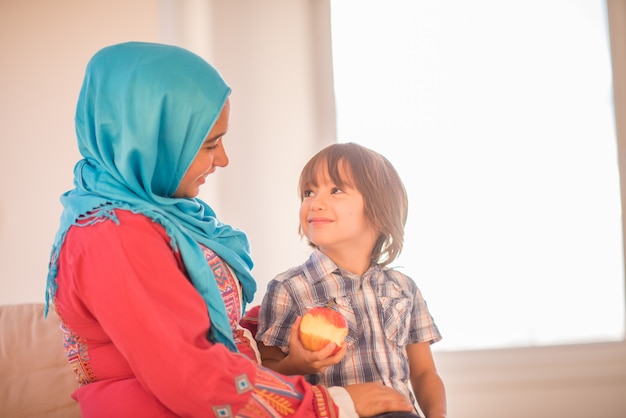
top-left (235, 368), bottom-right (302, 417)
top-left (56, 307), bottom-right (97, 386)
top-left (235, 374), bottom-right (254, 394)
top-left (312, 385), bottom-right (339, 418)
top-left (212, 405), bottom-right (234, 417)
top-left (201, 245), bottom-right (241, 329)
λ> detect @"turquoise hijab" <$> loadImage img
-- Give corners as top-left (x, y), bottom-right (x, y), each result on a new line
top-left (45, 42), bottom-right (256, 352)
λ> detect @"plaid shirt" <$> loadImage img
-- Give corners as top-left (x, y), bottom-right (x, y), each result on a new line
top-left (257, 249), bottom-right (442, 407)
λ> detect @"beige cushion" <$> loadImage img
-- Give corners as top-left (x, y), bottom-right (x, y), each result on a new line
top-left (0, 303), bottom-right (81, 417)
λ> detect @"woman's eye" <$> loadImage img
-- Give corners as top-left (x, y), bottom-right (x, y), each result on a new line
top-left (203, 137), bottom-right (222, 150)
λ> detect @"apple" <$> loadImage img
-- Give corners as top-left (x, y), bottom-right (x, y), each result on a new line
top-left (299, 304), bottom-right (349, 354)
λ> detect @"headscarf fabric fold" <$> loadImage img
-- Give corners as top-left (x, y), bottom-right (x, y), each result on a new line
top-left (45, 42), bottom-right (256, 352)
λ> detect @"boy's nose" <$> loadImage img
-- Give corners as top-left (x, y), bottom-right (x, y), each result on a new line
top-left (310, 194), bottom-right (326, 210)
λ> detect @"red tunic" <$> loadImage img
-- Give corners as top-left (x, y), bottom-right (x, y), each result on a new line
top-left (54, 209), bottom-right (338, 417)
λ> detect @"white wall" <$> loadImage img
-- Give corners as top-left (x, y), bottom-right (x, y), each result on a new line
top-left (0, 0), bottom-right (330, 308)
top-left (1, 1), bottom-right (624, 417)
top-left (0, 0), bottom-right (163, 304)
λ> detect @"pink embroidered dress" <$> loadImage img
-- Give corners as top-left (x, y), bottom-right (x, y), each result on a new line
top-left (54, 209), bottom-right (338, 417)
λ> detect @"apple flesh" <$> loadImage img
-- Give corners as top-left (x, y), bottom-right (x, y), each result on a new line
top-left (299, 306), bottom-right (349, 354)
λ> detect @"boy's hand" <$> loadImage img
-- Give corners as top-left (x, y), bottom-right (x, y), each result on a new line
top-left (286, 316), bottom-right (347, 375)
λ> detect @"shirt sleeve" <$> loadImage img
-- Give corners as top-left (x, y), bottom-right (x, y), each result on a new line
top-left (256, 276), bottom-right (299, 352)
top-left (327, 387), bottom-right (359, 418)
top-left (402, 274), bottom-right (442, 345)
top-left (56, 211), bottom-right (340, 417)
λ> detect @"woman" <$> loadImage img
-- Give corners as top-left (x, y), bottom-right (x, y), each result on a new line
top-left (45, 41), bottom-right (414, 417)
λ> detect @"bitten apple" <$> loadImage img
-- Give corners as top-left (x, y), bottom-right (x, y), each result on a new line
top-left (299, 305), bottom-right (349, 354)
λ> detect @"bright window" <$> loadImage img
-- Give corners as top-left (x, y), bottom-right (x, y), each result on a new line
top-left (330, 0), bottom-right (625, 350)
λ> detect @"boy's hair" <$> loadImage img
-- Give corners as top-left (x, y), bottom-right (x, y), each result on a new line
top-left (298, 142), bottom-right (408, 267)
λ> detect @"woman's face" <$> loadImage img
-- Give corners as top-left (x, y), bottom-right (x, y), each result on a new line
top-left (173, 99), bottom-right (231, 198)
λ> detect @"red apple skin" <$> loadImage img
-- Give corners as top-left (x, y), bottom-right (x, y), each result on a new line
top-left (299, 306), bottom-right (349, 354)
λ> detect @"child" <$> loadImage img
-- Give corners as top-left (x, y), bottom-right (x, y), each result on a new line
top-left (256, 142), bottom-right (447, 418)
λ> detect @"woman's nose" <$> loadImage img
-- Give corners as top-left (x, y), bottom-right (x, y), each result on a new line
top-left (214, 143), bottom-right (229, 167)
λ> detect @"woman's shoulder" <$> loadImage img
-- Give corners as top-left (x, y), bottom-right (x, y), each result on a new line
top-left (75, 207), bottom-right (165, 230)
top-left (67, 208), bottom-right (171, 249)
top-left (60, 207), bottom-right (185, 279)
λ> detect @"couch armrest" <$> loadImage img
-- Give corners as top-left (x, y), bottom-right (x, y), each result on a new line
top-left (0, 303), bottom-right (80, 418)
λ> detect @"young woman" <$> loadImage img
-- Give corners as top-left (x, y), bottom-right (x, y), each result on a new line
top-left (45, 42), bottom-right (413, 418)
top-left (256, 143), bottom-right (447, 418)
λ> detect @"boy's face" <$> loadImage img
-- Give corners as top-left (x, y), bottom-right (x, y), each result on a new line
top-left (299, 162), bottom-right (378, 262)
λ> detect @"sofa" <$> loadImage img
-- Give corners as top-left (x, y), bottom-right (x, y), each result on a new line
top-left (0, 303), bottom-right (81, 417)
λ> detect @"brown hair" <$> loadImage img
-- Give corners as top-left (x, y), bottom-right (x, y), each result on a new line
top-left (298, 142), bottom-right (408, 267)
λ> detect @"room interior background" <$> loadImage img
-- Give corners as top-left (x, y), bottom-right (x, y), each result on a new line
top-left (1, 1), bottom-right (625, 417)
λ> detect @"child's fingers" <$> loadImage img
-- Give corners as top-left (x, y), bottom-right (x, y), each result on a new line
top-left (317, 342), bottom-right (337, 357)
top-left (288, 316), bottom-right (304, 350)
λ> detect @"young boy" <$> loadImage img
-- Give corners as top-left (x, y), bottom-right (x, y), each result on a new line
top-left (256, 143), bottom-right (447, 418)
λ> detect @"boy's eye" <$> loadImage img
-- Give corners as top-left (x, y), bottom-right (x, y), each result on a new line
top-left (331, 187), bottom-right (343, 194)
top-left (303, 190), bottom-right (313, 197)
